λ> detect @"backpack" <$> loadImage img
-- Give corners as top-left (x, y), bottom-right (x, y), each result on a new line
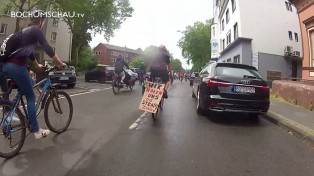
top-left (0, 31), bottom-right (23, 63)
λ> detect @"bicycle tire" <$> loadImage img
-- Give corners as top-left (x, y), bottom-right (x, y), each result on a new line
top-left (112, 79), bottom-right (120, 95)
top-left (44, 91), bottom-right (73, 134)
top-left (151, 108), bottom-right (158, 121)
top-left (0, 103), bottom-right (26, 159)
top-left (159, 98), bottom-right (164, 111)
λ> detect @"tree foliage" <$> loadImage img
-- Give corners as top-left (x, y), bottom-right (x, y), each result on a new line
top-left (53, 0), bottom-right (134, 67)
top-left (78, 47), bottom-right (98, 71)
top-left (129, 56), bottom-right (145, 68)
top-left (178, 19), bottom-right (213, 71)
top-left (171, 59), bottom-right (183, 73)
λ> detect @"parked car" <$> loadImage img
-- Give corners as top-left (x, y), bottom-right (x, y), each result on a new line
top-left (37, 64), bottom-right (76, 88)
top-left (130, 68), bottom-right (140, 74)
top-left (85, 64), bottom-right (115, 83)
top-left (192, 62), bottom-right (270, 118)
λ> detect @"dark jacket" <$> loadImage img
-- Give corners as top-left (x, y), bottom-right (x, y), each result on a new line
top-left (9, 26), bottom-right (55, 65)
top-left (114, 58), bottom-right (129, 73)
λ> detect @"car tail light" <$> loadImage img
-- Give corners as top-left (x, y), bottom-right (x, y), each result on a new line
top-left (260, 85), bottom-right (270, 92)
top-left (207, 79), bottom-right (231, 87)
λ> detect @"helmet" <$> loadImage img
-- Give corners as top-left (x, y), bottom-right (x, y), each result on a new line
top-left (30, 10), bottom-right (46, 21)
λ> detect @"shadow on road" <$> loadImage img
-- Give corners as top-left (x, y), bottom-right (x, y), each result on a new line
top-left (201, 112), bottom-right (261, 127)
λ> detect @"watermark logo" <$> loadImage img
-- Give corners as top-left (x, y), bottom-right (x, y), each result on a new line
top-left (10, 11), bottom-right (85, 18)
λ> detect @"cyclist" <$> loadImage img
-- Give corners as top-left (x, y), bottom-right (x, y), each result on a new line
top-left (3, 10), bottom-right (66, 139)
top-left (138, 62), bottom-right (146, 84)
top-left (114, 55), bottom-right (129, 83)
top-left (149, 45), bottom-right (173, 99)
top-left (179, 70), bottom-right (184, 81)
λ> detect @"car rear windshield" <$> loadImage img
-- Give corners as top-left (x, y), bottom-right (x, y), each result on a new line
top-left (216, 66), bottom-right (263, 79)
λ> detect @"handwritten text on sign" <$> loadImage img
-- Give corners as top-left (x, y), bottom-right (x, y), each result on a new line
top-left (139, 82), bottom-right (165, 113)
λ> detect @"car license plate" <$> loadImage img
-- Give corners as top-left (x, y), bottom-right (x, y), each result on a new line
top-left (60, 77), bottom-right (69, 80)
top-left (234, 86), bottom-right (255, 93)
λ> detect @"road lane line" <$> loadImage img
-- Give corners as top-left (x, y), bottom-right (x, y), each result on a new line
top-left (69, 87), bottom-right (111, 97)
top-left (129, 112), bottom-right (148, 129)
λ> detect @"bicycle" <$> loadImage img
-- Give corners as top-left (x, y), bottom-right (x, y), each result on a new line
top-left (142, 77), bottom-right (165, 121)
top-left (0, 66), bottom-right (73, 158)
top-left (112, 71), bottom-right (135, 95)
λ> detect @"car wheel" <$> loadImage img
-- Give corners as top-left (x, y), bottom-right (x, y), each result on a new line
top-left (196, 91), bottom-right (205, 114)
top-left (100, 77), bottom-right (106, 84)
top-left (192, 90), bottom-right (196, 98)
top-left (68, 84), bottom-right (75, 88)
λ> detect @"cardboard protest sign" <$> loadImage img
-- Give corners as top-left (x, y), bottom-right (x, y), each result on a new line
top-left (139, 82), bottom-right (165, 113)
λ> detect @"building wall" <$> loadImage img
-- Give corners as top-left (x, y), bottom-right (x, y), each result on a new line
top-left (218, 0), bottom-right (241, 52)
top-left (94, 44), bottom-right (109, 64)
top-left (258, 52), bottom-right (292, 79)
top-left (238, 0), bottom-right (302, 56)
top-left (298, 4), bottom-right (314, 80)
top-left (43, 18), bottom-right (72, 63)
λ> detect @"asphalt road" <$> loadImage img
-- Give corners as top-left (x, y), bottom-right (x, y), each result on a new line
top-left (0, 79), bottom-right (314, 176)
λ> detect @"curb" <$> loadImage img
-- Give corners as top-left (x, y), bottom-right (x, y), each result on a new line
top-left (262, 110), bottom-right (314, 145)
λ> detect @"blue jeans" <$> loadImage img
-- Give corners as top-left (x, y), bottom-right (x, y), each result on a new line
top-left (4, 63), bottom-right (39, 132)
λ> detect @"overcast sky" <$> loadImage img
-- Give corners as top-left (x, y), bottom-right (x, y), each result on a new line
top-left (89, 0), bottom-right (214, 69)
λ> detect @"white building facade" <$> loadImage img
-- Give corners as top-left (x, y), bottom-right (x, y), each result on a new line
top-left (211, 0), bottom-right (303, 80)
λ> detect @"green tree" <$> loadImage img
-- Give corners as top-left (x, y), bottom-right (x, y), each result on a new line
top-left (54, 0), bottom-right (134, 68)
top-left (0, 0), bottom-right (50, 32)
top-left (178, 19), bottom-right (213, 71)
top-left (129, 56), bottom-right (145, 68)
top-left (78, 47), bottom-right (97, 71)
top-left (171, 59), bottom-right (183, 73)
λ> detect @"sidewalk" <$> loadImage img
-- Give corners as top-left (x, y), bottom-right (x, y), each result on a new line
top-left (263, 99), bottom-right (314, 144)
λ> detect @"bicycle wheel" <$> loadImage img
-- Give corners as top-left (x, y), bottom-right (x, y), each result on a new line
top-left (151, 109), bottom-right (158, 121)
top-left (112, 78), bottom-right (120, 95)
top-left (0, 103), bottom-right (26, 159)
top-left (44, 91), bottom-right (73, 134)
top-left (159, 97), bottom-right (164, 111)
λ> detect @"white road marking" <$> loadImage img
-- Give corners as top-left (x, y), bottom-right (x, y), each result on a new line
top-left (69, 87), bottom-right (111, 97)
top-left (129, 112), bottom-right (148, 130)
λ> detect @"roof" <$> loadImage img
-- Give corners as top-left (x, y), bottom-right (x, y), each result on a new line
top-left (100, 43), bottom-right (143, 54)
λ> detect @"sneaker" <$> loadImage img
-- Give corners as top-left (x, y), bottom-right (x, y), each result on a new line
top-left (34, 128), bottom-right (50, 139)
top-left (163, 90), bottom-right (168, 99)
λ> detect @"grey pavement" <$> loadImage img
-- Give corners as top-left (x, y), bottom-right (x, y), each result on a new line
top-left (264, 99), bottom-right (314, 144)
top-left (0, 80), bottom-right (314, 176)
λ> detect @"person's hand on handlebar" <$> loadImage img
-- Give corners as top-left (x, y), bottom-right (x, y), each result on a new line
top-left (57, 62), bottom-right (67, 70)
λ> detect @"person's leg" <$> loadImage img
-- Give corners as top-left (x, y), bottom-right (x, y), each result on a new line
top-left (120, 71), bottom-right (125, 83)
top-left (0, 72), bottom-right (9, 100)
top-left (4, 64), bottom-right (49, 138)
top-left (161, 70), bottom-right (170, 99)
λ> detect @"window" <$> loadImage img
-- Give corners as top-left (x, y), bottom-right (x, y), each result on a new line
top-left (216, 66), bottom-right (263, 79)
top-left (285, 2), bottom-right (289, 11)
top-left (212, 26), bottom-right (216, 38)
top-left (51, 32), bottom-right (57, 41)
top-left (285, 1), bottom-right (293, 12)
top-left (227, 58), bottom-right (232, 62)
top-left (294, 33), bottom-right (298, 42)
top-left (231, 0), bottom-right (236, 12)
top-left (222, 39), bottom-right (225, 50)
top-left (226, 9), bottom-right (230, 24)
top-left (0, 24), bottom-right (8, 34)
top-left (52, 18), bottom-right (59, 27)
top-left (288, 31), bottom-right (293, 40)
top-left (226, 30), bottom-right (231, 45)
top-left (234, 55), bottom-right (240, 63)
top-left (221, 19), bottom-right (225, 31)
top-left (111, 58), bottom-right (116, 63)
top-left (310, 29), bottom-right (314, 67)
top-left (233, 22), bottom-right (238, 40)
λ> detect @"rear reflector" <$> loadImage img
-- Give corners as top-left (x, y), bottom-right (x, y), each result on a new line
top-left (207, 80), bottom-right (231, 87)
top-left (260, 86), bottom-right (270, 91)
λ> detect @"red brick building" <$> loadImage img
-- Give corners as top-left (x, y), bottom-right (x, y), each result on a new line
top-left (290, 0), bottom-right (314, 80)
top-left (94, 43), bottom-right (142, 65)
